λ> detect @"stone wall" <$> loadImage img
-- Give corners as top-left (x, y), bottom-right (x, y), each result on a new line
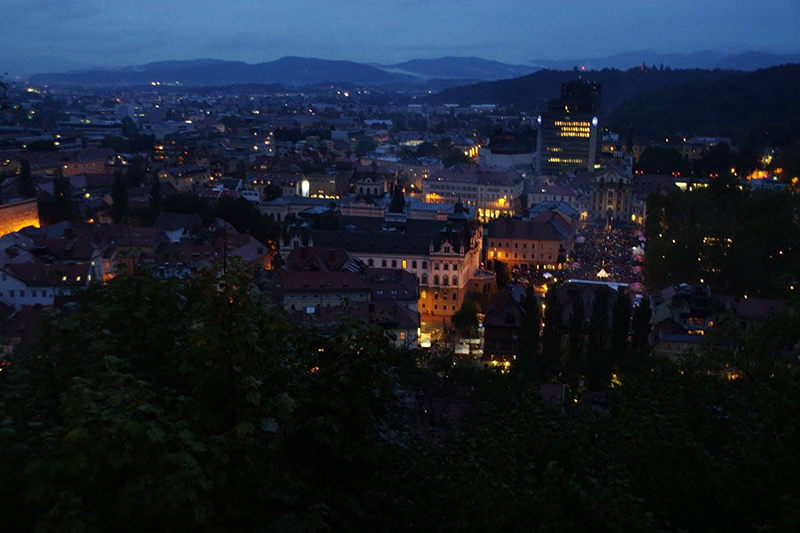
top-left (0, 199), bottom-right (40, 237)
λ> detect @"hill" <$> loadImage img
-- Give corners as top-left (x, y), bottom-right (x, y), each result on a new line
top-left (28, 56), bottom-right (544, 87)
top-left (378, 56), bottom-right (538, 80)
top-left (28, 57), bottom-right (418, 87)
top-left (531, 50), bottom-right (800, 71)
top-left (607, 64), bottom-right (800, 146)
top-left (432, 67), bottom-right (736, 110)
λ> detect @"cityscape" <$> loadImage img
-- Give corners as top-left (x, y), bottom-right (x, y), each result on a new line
top-left (1, 2), bottom-right (799, 531)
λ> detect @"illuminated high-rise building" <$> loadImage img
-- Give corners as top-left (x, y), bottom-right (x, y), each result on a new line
top-left (536, 79), bottom-right (601, 174)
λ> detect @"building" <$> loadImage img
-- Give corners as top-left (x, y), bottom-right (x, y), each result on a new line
top-left (269, 247), bottom-right (421, 346)
top-left (536, 79), bottom-right (601, 174)
top-left (285, 205), bottom-right (484, 319)
top-left (483, 284), bottom-right (529, 361)
top-left (0, 199), bottom-right (40, 238)
top-left (158, 165), bottom-right (211, 192)
top-left (587, 166), bottom-right (640, 224)
top-left (0, 262), bottom-right (92, 309)
top-left (424, 166), bottom-right (525, 221)
top-left (478, 131), bottom-right (537, 169)
top-left (486, 211), bottom-right (574, 271)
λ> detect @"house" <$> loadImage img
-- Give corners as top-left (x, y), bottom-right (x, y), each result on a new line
top-left (154, 212), bottom-right (204, 243)
top-left (0, 261), bottom-right (92, 309)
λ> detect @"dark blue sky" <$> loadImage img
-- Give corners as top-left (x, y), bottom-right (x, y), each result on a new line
top-left (2, 0), bottom-right (799, 75)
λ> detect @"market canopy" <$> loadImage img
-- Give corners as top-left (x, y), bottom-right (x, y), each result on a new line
top-left (597, 268), bottom-right (610, 278)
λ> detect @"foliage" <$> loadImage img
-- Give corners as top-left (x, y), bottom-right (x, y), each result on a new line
top-left (111, 171), bottom-right (129, 222)
top-left (451, 298), bottom-right (481, 336)
top-left (18, 159), bottom-right (34, 197)
top-left (609, 64), bottom-right (800, 146)
top-left (442, 150), bottom-right (471, 168)
top-left (644, 184), bottom-right (800, 297)
top-left (1, 265), bottom-right (799, 531)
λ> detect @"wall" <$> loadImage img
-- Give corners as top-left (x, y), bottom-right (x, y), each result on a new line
top-left (0, 199), bottom-right (40, 238)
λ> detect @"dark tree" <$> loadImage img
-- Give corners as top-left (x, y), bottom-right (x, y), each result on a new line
top-left (588, 287), bottom-right (611, 353)
top-left (149, 175), bottom-right (163, 212)
top-left (111, 171), bottom-right (129, 223)
top-left (443, 151), bottom-right (471, 168)
top-left (493, 260), bottom-right (510, 287)
top-left (415, 141), bottom-right (438, 158)
top-left (539, 289), bottom-right (563, 378)
top-left (631, 296), bottom-right (653, 353)
top-left (516, 285), bottom-right (540, 377)
top-left (565, 296), bottom-right (587, 382)
top-left (52, 169), bottom-right (73, 221)
top-left (451, 299), bottom-right (481, 337)
top-left (19, 159), bottom-right (35, 197)
top-left (389, 186), bottom-right (406, 213)
top-left (610, 289), bottom-right (632, 365)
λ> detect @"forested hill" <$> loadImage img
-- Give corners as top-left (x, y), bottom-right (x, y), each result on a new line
top-left (431, 67), bottom-right (736, 110)
top-left (607, 64), bottom-right (800, 146)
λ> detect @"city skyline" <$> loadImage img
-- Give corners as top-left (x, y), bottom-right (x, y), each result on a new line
top-left (2, 0), bottom-right (800, 76)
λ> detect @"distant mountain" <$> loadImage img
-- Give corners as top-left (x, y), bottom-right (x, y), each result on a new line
top-left (531, 50), bottom-right (800, 71)
top-left (28, 57), bottom-right (418, 87)
top-left (607, 64), bottom-right (800, 146)
top-left (377, 57), bottom-right (539, 81)
top-left (432, 67), bottom-right (736, 110)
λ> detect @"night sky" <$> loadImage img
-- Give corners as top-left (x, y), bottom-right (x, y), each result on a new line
top-left (2, 0), bottom-right (799, 75)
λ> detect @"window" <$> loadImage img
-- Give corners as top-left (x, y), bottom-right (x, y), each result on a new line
top-left (434, 275), bottom-right (440, 286)
top-left (20, 290), bottom-right (25, 297)
top-left (392, 260), bottom-right (397, 268)
top-left (411, 260), bottom-right (417, 269)
top-left (422, 261), bottom-right (427, 269)
top-left (420, 290), bottom-right (427, 299)
top-left (382, 259), bottom-right (387, 267)
top-left (434, 262), bottom-right (440, 270)
top-left (32, 290), bottom-right (37, 297)
top-left (452, 305), bottom-right (456, 311)
top-left (443, 275), bottom-right (449, 286)
top-left (402, 260), bottom-right (407, 269)
top-left (421, 273), bottom-right (428, 284)
top-left (9, 290), bottom-right (15, 297)
top-left (368, 258), bottom-right (374, 266)
top-left (400, 332), bottom-right (406, 340)
top-left (443, 263), bottom-right (449, 270)
top-left (452, 276), bottom-right (458, 285)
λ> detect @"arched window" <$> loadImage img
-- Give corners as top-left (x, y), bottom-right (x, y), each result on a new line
top-left (421, 273), bottom-right (428, 284)
top-left (443, 275), bottom-right (450, 286)
top-left (434, 275), bottom-right (440, 286)
top-left (452, 275), bottom-right (458, 286)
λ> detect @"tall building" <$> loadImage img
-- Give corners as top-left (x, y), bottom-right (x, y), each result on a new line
top-left (536, 79), bottom-right (601, 175)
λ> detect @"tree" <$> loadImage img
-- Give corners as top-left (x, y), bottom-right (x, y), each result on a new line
top-left (415, 141), bottom-right (438, 158)
top-left (630, 296), bottom-right (653, 354)
top-left (443, 151), bottom-right (471, 168)
top-left (565, 296), bottom-right (587, 382)
top-left (389, 185), bottom-right (406, 213)
top-left (52, 169), bottom-right (73, 221)
top-left (356, 138), bottom-right (377, 157)
top-left (610, 289), bottom-right (632, 366)
top-left (588, 287), bottom-right (611, 353)
top-left (111, 171), bottom-right (129, 222)
top-left (539, 289), bottom-right (563, 379)
top-left (451, 299), bottom-right (481, 337)
top-left (493, 260), bottom-right (510, 287)
top-left (149, 175), bottom-right (163, 212)
top-left (19, 159), bottom-right (34, 197)
top-left (516, 285), bottom-right (540, 377)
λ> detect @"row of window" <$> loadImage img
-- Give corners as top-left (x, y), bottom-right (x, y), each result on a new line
top-left (421, 302), bottom-right (457, 311)
top-left (3, 289), bottom-right (52, 298)
top-left (489, 240), bottom-right (546, 250)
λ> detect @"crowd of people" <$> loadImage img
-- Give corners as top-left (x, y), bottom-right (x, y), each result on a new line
top-left (564, 224), bottom-right (645, 288)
